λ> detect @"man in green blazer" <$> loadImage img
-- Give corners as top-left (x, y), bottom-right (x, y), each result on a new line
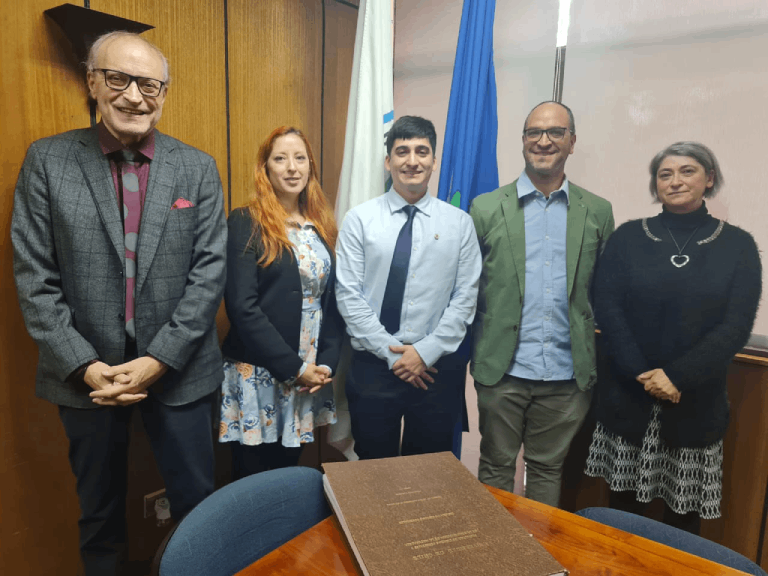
top-left (470, 102), bottom-right (614, 506)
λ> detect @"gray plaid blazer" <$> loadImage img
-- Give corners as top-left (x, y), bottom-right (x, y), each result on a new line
top-left (12, 127), bottom-right (227, 408)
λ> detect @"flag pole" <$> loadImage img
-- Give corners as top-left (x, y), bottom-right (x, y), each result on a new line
top-left (553, 46), bottom-right (566, 103)
top-left (553, 0), bottom-right (571, 103)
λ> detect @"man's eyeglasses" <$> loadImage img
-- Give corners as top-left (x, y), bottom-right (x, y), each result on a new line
top-left (94, 69), bottom-right (166, 97)
top-left (523, 127), bottom-right (572, 142)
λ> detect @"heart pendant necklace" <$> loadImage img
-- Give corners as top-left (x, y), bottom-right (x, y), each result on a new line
top-left (664, 224), bottom-right (701, 268)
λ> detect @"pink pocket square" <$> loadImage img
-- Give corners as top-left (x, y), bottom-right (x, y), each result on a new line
top-left (171, 198), bottom-right (195, 209)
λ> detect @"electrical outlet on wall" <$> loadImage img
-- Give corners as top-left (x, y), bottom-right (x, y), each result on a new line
top-left (143, 488), bottom-right (167, 519)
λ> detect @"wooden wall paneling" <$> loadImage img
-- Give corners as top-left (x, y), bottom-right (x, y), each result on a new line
top-left (762, 501), bottom-right (768, 571)
top-left (700, 358), bottom-right (768, 562)
top-left (321, 0), bottom-right (357, 209)
top-left (227, 0), bottom-right (323, 211)
top-left (0, 1), bottom-right (92, 574)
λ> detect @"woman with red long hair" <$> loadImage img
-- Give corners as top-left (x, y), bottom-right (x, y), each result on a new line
top-left (219, 126), bottom-right (344, 478)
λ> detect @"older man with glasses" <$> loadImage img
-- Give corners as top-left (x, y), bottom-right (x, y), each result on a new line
top-left (11, 31), bottom-right (226, 574)
top-left (469, 101), bottom-right (614, 507)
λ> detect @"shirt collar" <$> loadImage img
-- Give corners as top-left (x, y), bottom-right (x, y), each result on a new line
top-left (97, 121), bottom-right (156, 161)
top-left (385, 187), bottom-right (433, 216)
top-left (517, 170), bottom-right (570, 204)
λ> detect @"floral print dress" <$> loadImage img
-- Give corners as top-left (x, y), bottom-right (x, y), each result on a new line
top-left (219, 223), bottom-right (337, 447)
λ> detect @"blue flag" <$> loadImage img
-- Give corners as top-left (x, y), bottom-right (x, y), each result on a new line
top-left (438, 0), bottom-right (499, 459)
top-left (437, 0), bottom-right (499, 212)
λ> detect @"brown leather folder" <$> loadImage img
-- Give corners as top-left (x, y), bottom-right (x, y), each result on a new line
top-left (323, 452), bottom-right (567, 576)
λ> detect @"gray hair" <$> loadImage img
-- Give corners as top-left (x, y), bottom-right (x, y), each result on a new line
top-left (648, 141), bottom-right (723, 199)
top-left (524, 101), bottom-right (576, 134)
top-left (86, 31), bottom-right (171, 86)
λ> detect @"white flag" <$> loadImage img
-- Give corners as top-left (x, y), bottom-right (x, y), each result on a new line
top-left (335, 0), bottom-right (394, 224)
top-left (330, 0), bottom-right (394, 460)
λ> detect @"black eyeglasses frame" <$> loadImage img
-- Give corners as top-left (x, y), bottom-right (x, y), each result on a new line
top-left (93, 68), bottom-right (166, 98)
top-left (522, 127), bottom-right (573, 142)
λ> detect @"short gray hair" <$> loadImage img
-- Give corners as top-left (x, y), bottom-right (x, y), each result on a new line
top-left (86, 31), bottom-right (170, 85)
top-left (648, 141), bottom-right (723, 200)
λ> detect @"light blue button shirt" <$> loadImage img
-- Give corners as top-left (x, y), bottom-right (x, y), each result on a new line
top-left (508, 170), bottom-right (574, 381)
top-left (336, 188), bottom-right (481, 369)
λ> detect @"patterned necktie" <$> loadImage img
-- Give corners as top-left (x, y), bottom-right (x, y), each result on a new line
top-left (119, 150), bottom-right (141, 340)
top-left (380, 205), bottom-right (417, 335)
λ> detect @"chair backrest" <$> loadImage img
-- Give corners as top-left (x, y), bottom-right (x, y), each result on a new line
top-left (156, 466), bottom-right (331, 576)
top-left (576, 507), bottom-right (768, 576)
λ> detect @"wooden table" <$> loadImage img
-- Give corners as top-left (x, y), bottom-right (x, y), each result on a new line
top-left (238, 486), bottom-right (750, 575)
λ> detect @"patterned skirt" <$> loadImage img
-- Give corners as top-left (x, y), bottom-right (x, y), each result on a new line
top-left (219, 307), bottom-right (337, 448)
top-left (218, 361), bottom-right (336, 448)
top-left (585, 403), bottom-right (723, 519)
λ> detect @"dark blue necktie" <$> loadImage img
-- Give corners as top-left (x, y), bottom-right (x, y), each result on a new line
top-left (380, 205), bottom-right (417, 335)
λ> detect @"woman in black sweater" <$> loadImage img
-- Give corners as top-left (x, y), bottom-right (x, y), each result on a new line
top-left (585, 142), bottom-right (762, 534)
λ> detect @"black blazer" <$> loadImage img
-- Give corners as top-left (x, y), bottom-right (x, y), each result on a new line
top-left (221, 207), bottom-right (344, 381)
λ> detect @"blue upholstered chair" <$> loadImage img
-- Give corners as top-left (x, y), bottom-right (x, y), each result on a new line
top-left (576, 507), bottom-right (767, 576)
top-left (154, 466), bottom-right (331, 576)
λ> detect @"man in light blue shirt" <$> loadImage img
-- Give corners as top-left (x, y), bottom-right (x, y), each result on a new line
top-left (470, 102), bottom-right (614, 506)
top-left (336, 116), bottom-right (481, 460)
top-left (512, 168), bottom-right (572, 381)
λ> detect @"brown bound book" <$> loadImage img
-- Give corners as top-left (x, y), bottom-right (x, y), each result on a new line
top-left (323, 452), bottom-right (568, 576)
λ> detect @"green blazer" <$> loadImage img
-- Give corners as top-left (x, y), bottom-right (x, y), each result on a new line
top-left (469, 179), bottom-right (614, 391)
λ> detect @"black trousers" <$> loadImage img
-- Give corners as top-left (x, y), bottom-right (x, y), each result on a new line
top-left (58, 391), bottom-right (216, 576)
top-left (346, 350), bottom-right (466, 460)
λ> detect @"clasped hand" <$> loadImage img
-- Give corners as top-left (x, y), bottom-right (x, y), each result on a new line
top-left (296, 364), bottom-right (332, 394)
top-left (390, 345), bottom-right (437, 390)
top-left (636, 368), bottom-right (681, 403)
top-left (87, 356), bottom-right (168, 406)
